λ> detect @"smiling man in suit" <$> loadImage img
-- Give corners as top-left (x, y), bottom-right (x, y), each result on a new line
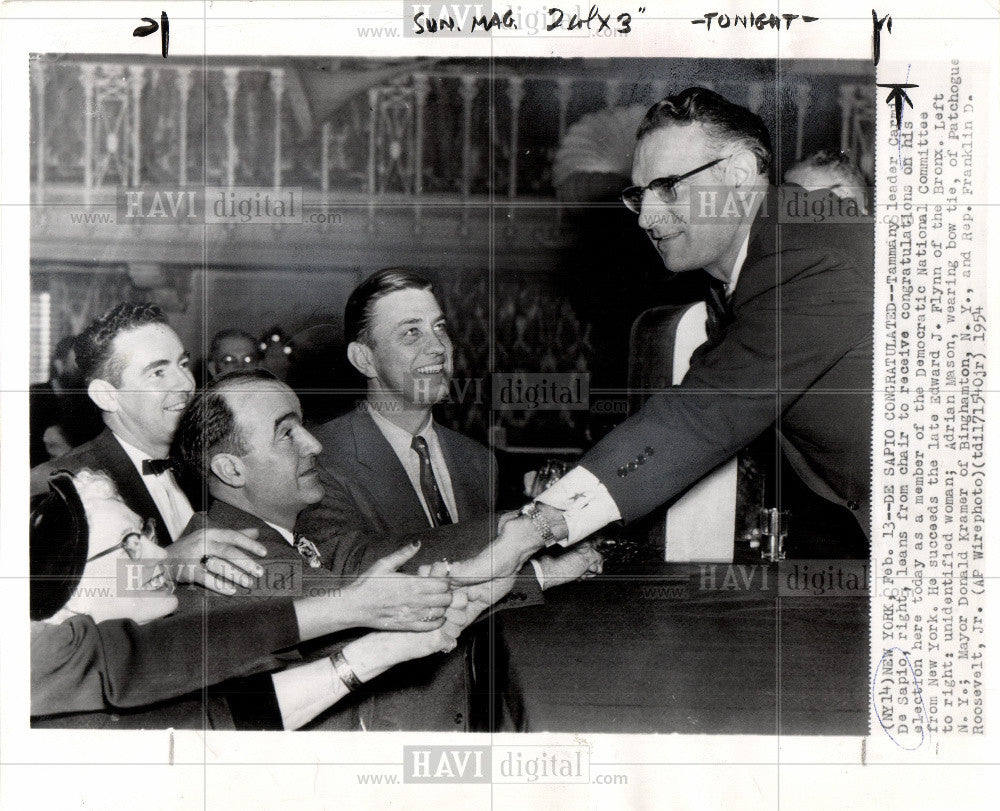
top-left (297, 269), bottom-right (601, 731)
top-left (300, 269), bottom-right (513, 732)
top-left (30, 303), bottom-right (267, 595)
top-left (174, 368), bottom-right (471, 729)
top-left (460, 86), bottom-right (874, 579)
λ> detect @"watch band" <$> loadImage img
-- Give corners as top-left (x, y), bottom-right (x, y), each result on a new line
top-left (331, 650), bottom-right (364, 692)
top-left (520, 501), bottom-right (558, 546)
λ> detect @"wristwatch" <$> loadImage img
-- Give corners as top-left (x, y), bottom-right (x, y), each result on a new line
top-left (520, 501), bottom-right (558, 546)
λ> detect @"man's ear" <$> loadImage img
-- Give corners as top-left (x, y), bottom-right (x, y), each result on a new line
top-left (209, 453), bottom-right (244, 489)
top-left (728, 150), bottom-right (760, 190)
top-left (87, 379), bottom-right (119, 413)
top-left (347, 341), bottom-right (377, 379)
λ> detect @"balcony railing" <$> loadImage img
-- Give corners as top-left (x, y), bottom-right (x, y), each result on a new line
top-left (30, 56), bottom-right (875, 235)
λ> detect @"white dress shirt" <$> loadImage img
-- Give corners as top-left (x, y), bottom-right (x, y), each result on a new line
top-left (368, 406), bottom-right (548, 586)
top-left (115, 434), bottom-right (193, 543)
top-left (722, 233), bottom-right (750, 299)
top-left (367, 406), bottom-right (459, 525)
top-left (537, 234), bottom-right (752, 545)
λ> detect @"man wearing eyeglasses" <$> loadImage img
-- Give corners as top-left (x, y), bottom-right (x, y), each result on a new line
top-left (453, 86), bottom-right (873, 580)
top-left (206, 329), bottom-right (260, 380)
top-left (207, 329), bottom-right (261, 380)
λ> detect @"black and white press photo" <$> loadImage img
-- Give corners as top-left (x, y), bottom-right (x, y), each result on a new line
top-left (1, 2), bottom-right (996, 808)
top-left (24, 51), bottom-right (875, 732)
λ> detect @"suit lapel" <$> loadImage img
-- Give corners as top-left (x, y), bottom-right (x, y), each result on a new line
top-left (207, 499), bottom-right (285, 547)
top-left (95, 430), bottom-right (173, 546)
top-left (436, 427), bottom-right (488, 519)
top-left (733, 185), bottom-right (779, 309)
top-left (350, 410), bottom-right (431, 531)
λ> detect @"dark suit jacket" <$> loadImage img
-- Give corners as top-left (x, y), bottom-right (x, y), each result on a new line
top-left (296, 408), bottom-right (542, 731)
top-left (582, 186), bottom-right (874, 535)
top-left (32, 498), bottom-right (346, 729)
top-left (194, 496), bottom-right (542, 731)
top-left (178, 499), bottom-right (380, 730)
top-left (184, 499), bottom-right (353, 603)
top-left (30, 428), bottom-right (198, 546)
top-left (30, 602), bottom-right (300, 722)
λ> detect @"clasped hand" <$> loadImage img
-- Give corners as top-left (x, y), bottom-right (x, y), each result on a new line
top-left (339, 543), bottom-right (452, 631)
top-left (163, 526), bottom-right (267, 595)
top-left (427, 515), bottom-right (541, 585)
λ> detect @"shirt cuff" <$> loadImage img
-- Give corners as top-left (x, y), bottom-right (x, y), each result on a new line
top-left (535, 465), bottom-right (621, 545)
top-left (529, 558), bottom-right (545, 590)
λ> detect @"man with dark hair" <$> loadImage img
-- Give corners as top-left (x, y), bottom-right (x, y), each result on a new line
top-left (304, 269), bottom-right (516, 731)
top-left (31, 302), bottom-right (268, 595)
top-left (297, 268), bottom-right (601, 731)
top-left (175, 369), bottom-right (271, 474)
top-left (459, 85), bottom-right (873, 580)
top-left (29, 335), bottom-right (101, 465)
top-left (176, 370), bottom-right (474, 613)
top-left (175, 370), bottom-right (333, 540)
top-left (342, 267), bottom-right (433, 349)
top-left (173, 369), bottom-right (486, 729)
top-left (207, 329), bottom-right (260, 380)
top-left (635, 86), bottom-right (773, 175)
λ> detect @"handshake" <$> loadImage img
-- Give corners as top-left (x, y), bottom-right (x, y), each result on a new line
top-left (170, 505), bottom-right (603, 661)
top-left (343, 507), bottom-right (604, 654)
top-left (276, 511), bottom-right (604, 728)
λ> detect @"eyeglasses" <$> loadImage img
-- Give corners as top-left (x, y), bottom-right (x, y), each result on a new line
top-left (86, 517), bottom-right (158, 563)
top-left (219, 354), bottom-right (257, 367)
top-left (621, 157), bottom-right (726, 213)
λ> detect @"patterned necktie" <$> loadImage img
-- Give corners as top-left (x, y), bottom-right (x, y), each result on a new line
top-left (292, 532), bottom-right (323, 568)
top-left (705, 278), bottom-right (734, 347)
top-left (410, 435), bottom-right (454, 527)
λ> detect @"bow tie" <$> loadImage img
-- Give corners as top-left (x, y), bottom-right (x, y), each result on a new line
top-left (142, 458), bottom-right (178, 476)
top-left (292, 533), bottom-right (323, 568)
